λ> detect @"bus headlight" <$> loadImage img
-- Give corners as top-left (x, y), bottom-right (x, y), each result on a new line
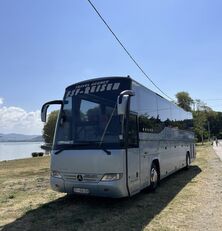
top-left (101, 173), bottom-right (123, 181)
top-left (51, 170), bottom-right (63, 179)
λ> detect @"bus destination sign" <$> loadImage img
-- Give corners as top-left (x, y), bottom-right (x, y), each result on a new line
top-left (65, 80), bottom-right (121, 98)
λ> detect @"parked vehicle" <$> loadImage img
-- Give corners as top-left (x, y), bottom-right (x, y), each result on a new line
top-left (41, 76), bottom-right (195, 198)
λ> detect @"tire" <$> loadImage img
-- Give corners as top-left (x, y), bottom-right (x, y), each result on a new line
top-left (185, 154), bottom-right (190, 170)
top-left (149, 162), bottom-right (159, 192)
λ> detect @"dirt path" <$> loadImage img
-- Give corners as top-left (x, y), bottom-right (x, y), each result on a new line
top-left (146, 145), bottom-right (222, 231)
top-left (213, 140), bottom-right (222, 161)
top-left (1, 145), bottom-right (222, 231)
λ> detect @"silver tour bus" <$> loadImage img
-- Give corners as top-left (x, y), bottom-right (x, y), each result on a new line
top-left (41, 76), bottom-right (195, 198)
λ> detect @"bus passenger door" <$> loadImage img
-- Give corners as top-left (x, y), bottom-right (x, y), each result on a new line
top-left (127, 113), bottom-right (140, 195)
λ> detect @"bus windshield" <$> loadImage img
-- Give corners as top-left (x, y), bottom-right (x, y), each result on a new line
top-left (54, 95), bottom-right (122, 149)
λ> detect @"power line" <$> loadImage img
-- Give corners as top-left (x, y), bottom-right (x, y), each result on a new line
top-left (86, 0), bottom-right (174, 101)
top-left (202, 99), bottom-right (222, 101)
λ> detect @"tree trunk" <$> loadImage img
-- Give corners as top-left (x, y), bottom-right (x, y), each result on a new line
top-left (201, 131), bottom-right (204, 145)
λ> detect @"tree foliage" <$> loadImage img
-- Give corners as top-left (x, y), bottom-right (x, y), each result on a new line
top-left (175, 92), bottom-right (222, 142)
top-left (43, 110), bottom-right (59, 144)
top-left (193, 110), bottom-right (207, 143)
top-left (175, 91), bottom-right (193, 112)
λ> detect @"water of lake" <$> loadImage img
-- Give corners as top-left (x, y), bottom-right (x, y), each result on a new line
top-left (0, 142), bottom-right (44, 161)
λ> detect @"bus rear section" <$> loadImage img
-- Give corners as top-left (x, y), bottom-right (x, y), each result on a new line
top-left (131, 80), bottom-right (195, 181)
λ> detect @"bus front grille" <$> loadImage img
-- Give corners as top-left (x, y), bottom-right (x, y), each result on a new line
top-left (62, 173), bottom-right (102, 183)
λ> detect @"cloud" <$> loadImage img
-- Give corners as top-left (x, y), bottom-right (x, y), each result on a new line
top-left (0, 97), bottom-right (3, 105)
top-left (0, 106), bottom-right (43, 135)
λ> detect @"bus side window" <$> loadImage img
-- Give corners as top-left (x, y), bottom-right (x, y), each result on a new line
top-left (128, 114), bottom-right (139, 147)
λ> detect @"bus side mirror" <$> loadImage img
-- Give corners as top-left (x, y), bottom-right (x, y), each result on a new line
top-left (117, 90), bottom-right (135, 115)
top-left (41, 104), bottom-right (49, 122)
top-left (41, 100), bottom-right (63, 122)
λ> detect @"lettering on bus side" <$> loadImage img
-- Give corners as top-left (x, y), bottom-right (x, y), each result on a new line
top-left (65, 81), bottom-right (121, 98)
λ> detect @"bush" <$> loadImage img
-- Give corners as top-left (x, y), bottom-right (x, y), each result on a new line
top-left (32, 152), bottom-right (38, 157)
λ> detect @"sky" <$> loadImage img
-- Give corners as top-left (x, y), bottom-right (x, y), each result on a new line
top-left (0, 0), bottom-right (222, 135)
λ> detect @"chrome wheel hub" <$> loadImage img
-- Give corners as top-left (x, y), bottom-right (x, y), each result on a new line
top-left (151, 168), bottom-right (158, 187)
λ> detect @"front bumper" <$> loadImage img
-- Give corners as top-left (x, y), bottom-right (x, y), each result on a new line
top-left (50, 176), bottom-right (128, 198)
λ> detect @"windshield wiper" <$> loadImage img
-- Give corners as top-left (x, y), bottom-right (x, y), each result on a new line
top-left (54, 143), bottom-right (90, 155)
top-left (54, 149), bottom-right (65, 155)
top-left (99, 104), bottom-right (117, 146)
top-left (101, 146), bottom-right (111, 155)
top-left (54, 141), bottom-right (111, 155)
top-left (76, 141), bottom-right (111, 155)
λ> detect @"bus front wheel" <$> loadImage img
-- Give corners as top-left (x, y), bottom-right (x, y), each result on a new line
top-left (185, 154), bottom-right (190, 170)
top-left (149, 162), bottom-right (159, 192)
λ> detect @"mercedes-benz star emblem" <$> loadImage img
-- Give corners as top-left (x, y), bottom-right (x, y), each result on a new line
top-left (77, 175), bottom-right (83, 181)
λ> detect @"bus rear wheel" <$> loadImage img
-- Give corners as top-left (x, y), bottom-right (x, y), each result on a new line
top-left (149, 162), bottom-right (159, 192)
top-left (185, 154), bottom-right (190, 170)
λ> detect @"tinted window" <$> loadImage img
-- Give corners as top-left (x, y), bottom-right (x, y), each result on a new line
top-left (157, 97), bottom-right (172, 125)
top-left (132, 86), bottom-right (160, 133)
top-left (128, 114), bottom-right (139, 147)
top-left (171, 104), bottom-right (193, 131)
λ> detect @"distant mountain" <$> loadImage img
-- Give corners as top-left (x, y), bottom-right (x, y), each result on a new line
top-left (0, 133), bottom-right (43, 142)
top-left (30, 135), bottom-right (44, 142)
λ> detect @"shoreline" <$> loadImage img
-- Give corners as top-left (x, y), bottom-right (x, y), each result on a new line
top-left (0, 141), bottom-right (43, 143)
top-left (0, 154), bottom-right (49, 163)
top-left (0, 141), bottom-right (45, 162)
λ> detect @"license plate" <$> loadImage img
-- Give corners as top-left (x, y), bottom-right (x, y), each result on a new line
top-left (73, 188), bottom-right (90, 194)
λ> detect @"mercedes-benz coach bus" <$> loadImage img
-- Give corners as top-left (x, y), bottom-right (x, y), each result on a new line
top-left (41, 76), bottom-right (195, 198)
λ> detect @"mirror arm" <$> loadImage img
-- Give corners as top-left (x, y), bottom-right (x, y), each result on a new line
top-left (41, 100), bottom-right (63, 122)
top-left (41, 100), bottom-right (63, 112)
top-left (118, 90), bottom-right (135, 104)
top-left (117, 90), bottom-right (135, 115)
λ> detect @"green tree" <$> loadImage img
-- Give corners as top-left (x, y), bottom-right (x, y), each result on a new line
top-left (203, 110), bottom-right (222, 140)
top-left (175, 91), bottom-right (222, 143)
top-left (43, 110), bottom-right (59, 144)
top-left (194, 99), bottom-right (212, 112)
top-left (193, 110), bottom-right (207, 144)
top-left (175, 91), bottom-right (194, 112)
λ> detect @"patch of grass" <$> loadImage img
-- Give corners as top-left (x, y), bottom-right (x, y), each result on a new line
top-left (1, 146), bottom-right (222, 231)
top-left (8, 194), bottom-right (15, 199)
